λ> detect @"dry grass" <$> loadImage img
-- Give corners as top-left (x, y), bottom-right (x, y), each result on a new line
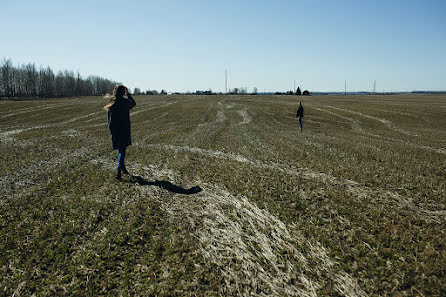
top-left (1, 94), bottom-right (445, 296)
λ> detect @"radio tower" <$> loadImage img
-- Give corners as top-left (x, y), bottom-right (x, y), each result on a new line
top-left (225, 70), bottom-right (228, 94)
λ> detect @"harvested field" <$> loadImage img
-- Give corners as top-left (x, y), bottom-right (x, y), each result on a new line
top-left (1, 94), bottom-right (445, 296)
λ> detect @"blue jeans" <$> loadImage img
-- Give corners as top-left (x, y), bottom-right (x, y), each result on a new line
top-left (117, 146), bottom-right (127, 171)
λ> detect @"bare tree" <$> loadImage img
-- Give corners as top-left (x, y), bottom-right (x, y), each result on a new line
top-left (38, 67), bottom-right (55, 98)
top-left (1, 59), bottom-right (13, 98)
top-left (296, 87), bottom-right (301, 95)
top-left (0, 58), bottom-right (118, 99)
top-left (55, 71), bottom-right (65, 97)
top-left (23, 63), bottom-right (38, 97)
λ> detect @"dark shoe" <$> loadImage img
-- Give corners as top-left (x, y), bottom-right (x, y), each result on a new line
top-left (122, 167), bottom-right (129, 175)
top-left (116, 170), bottom-right (122, 180)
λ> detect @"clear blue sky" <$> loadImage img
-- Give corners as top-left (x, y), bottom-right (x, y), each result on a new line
top-left (1, 0), bottom-right (445, 92)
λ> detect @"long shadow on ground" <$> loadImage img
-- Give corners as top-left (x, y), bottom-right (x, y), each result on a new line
top-left (129, 175), bottom-right (203, 195)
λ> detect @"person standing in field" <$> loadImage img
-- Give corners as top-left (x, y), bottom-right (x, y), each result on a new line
top-left (104, 85), bottom-right (136, 180)
top-left (296, 101), bottom-right (304, 131)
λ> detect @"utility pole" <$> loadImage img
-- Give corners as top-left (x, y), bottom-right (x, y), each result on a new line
top-left (225, 70), bottom-right (227, 94)
top-left (344, 80), bottom-right (347, 95)
top-left (373, 80), bottom-right (376, 94)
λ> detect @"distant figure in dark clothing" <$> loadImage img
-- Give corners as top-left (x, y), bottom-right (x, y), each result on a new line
top-left (296, 102), bottom-right (304, 131)
top-left (104, 85), bottom-right (136, 180)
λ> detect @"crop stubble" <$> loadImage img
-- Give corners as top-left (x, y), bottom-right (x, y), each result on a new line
top-left (1, 94), bottom-right (445, 296)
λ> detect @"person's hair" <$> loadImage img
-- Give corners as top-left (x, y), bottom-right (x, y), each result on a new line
top-left (104, 85), bottom-right (126, 111)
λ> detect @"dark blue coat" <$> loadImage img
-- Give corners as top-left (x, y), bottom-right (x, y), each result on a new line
top-left (296, 105), bottom-right (304, 118)
top-left (107, 95), bottom-right (136, 150)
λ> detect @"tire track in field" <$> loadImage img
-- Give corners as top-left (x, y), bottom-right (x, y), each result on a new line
top-left (143, 143), bottom-right (445, 224)
top-left (1, 102), bottom-right (77, 118)
top-left (0, 100), bottom-right (175, 135)
top-left (366, 107), bottom-right (431, 120)
top-left (0, 111), bottom-right (103, 139)
top-left (80, 101), bottom-right (179, 129)
top-left (237, 108), bottom-right (252, 125)
top-left (139, 127), bottom-right (177, 142)
top-left (314, 107), bottom-right (446, 155)
top-left (215, 101), bottom-right (227, 123)
top-left (312, 107), bottom-right (388, 140)
top-left (400, 141), bottom-right (446, 155)
top-left (137, 111), bottom-right (170, 126)
top-left (1, 100), bottom-right (175, 137)
top-left (82, 101), bottom-right (171, 124)
top-left (313, 107), bottom-right (365, 133)
top-left (216, 111), bottom-right (226, 123)
top-left (1, 99), bottom-right (101, 119)
top-left (130, 101), bottom-right (177, 116)
top-left (325, 105), bottom-right (418, 137)
top-left (169, 101), bottom-right (220, 145)
top-left (315, 106), bottom-right (445, 154)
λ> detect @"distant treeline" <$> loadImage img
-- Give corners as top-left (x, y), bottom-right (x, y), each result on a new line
top-left (410, 91), bottom-right (446, 94)
top-left (312, 91), bottom-right (446, 95)
top-left (0, 58), bottom-right (117, 99)
top-left (189, 87), bottom-right (311, 96)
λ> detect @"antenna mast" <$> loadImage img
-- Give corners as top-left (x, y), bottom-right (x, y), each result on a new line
top-left (344, 80), bottom-right (347, 95)
top-left (225, 70), bottom-right (228, 94)
top-left (373, 80), bottom-right (376, 94)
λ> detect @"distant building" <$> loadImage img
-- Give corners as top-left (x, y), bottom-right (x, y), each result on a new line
top-left (303, 90), bottom-right (311, 96)
top-left (195, 90), bottom-right (214, 95)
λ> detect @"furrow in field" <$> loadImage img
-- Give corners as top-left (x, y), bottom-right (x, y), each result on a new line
top-left (164, 101), bottom-right (220, 145)
top-left (225, 103), bottom-right (234, 109)
top-left (142, 143), bottom-right (445, 224)
top-left (80, 101), bottom-right (173, 125)
top-left (84, 122), bottom-right (107, 128)
top-left (325, 105), bottom-right (418, 137)
top-left (137, 111), bottom-right (170, 125)
top-left (397, 141), bottom-right (446, 155)
top-left (140, 127), bottom-right (177, 142)
top-left (216, 111), bottom-right (226, 123)
top-left (61, 111), bottom-right (103, 124)
top-left (0, 111), bottom-right (103, 138)
top-left (214, 100), bottom-right (227, 123)
top-left (1, 102), bottom-right (77, 118)
top-left (237, 108), bottom-right (252, 125)
top-left (312, 106), bottom-right (445, 154)
top-left (312, 107), bottom-right (368, 135)
top-left (130, 101), bottom-right (177, 116)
